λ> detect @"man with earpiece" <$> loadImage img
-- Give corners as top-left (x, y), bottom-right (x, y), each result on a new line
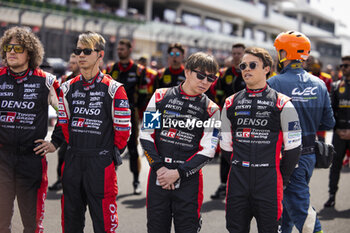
top-left (56, 31), bottom-right (131, 233)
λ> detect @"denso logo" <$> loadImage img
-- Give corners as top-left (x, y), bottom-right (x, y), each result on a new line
top-left (292, 87), bottom-right (317, 96)
top-left (73, 107), bottom-right (100, 115)
top-left (109, 204), bottom-right (118, 231)
top-left (1, 100), bottom-right (35, 109)
top-left (237, 118), bottom-right (268, 126)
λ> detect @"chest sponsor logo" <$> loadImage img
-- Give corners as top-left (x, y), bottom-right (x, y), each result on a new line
top-left (168, 98), bottom-right (184, 106)
top-left (235, 111), bottom-right (250, 116)
top-left (339, 99), bottom-right (350, 107)
top-left (225, 75), bottom-right (233, 84)
top-left (73, 107), bottom-right (101, 116)
top-left (115, 99), bottom-right (129, 108)
top-left (257, 105), bottom-right (267, 110)
top-left (0, 82), bottom-right (14, 90)
top-left (256, 111), bottom-right (271, 118)
top-left (242, 161), bottom-right (250, 167)
top-left (0, 92), bottom-right (13, 97)
top-left (73, 100), bottom-right (85, 105)
top-left (90, 91), bottom-right (105, 97)
top-left (24, 89), bottom-right (36, 93)
top-left (257, 100), bottom-right (274, 106)
top-left (165, 103), bottom-right (182, 111)
top-left (237, 118), bottom-right (268, 126)
top-left (89, 101), bottom-right (103, 108)
top-left (248, 92), bottom-right (262, 98)
top-left (291, 87), bottom-right (317, 96)
top-left (0, 111), bottom-right (16, 122)
top-left (238, 99), bottom-right (252, 105)
top-left (339, 86), bottom-right (345, 94)
top-left (1, 100), bottom-right (35, 109)
top-left (71, 117), bottom-right (85, 127)
top-left (90, 97), bottom-right (101, 102)
top-left (235, 105), bottom-right (251, 110)
top-left (72, 90), bottom-right (86, 98)
top-left (236, 128), bottom-right (251, 138)
top-left (23, 93), bottom-right (38, 100)
top-left (23, 83), bottom-right (40, 88)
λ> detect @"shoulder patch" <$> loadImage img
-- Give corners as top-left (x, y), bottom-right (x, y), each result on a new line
top-left (109, 80), bottom-right (122, 98)
top-left (225, 94), bottom-right (235, 108)
top-left (45, 72), bottom-right (56, 89)
top-left (207, 100), bottom-right (219, 117)
top-left (155, 88), bottom-right (169, 103)
top-left (276, 93), bottom-right (291, 110)
top-left (61, 81), bottom-right (70, 96)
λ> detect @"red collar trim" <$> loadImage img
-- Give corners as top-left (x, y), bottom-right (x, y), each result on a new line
top-left (9, 68), bottom-right (30, 79)
top-left (82, 72), bottom-right (100, 86)
top-left (246, 84), bottom-right (267, 93)
top-left (169, 65), bottom-right (184, 75)
top-left (179, 82), bottom-right (201, 97)
top-left (118, 60), bottom-right (134, 72)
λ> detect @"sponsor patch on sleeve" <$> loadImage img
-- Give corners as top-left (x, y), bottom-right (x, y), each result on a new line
top-left (114, 99), bottom-right (129, 108)
top-left (288, 121), bottom-right (301, 131)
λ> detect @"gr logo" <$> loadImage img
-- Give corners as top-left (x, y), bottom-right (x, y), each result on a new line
top-left (0, 111), bottom-right (16, 122)
top-left (143, 110), bottom-right (161, 129)
top-left (71, 117), bottom-right (85, 127)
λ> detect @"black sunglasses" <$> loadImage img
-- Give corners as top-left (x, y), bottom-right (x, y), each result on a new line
top-left (3, 44), bottom-right (25, 53)
top-left (239, 62), bottom-right (258, 71)
top-left (192, 70), bottom-right (217, 83)
top-left (73, 48), bottom-right (100, 55)
top-left (340, 64), bottom-right (350, 69)
top-left (169, 51), bottom-right (181, 57)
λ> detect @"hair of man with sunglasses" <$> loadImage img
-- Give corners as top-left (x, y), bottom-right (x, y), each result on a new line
top-left (78, 31), bottom-right (106, 52)
top-left (167, 42), bottom-right (185, 54)
top-left (0, 26), bottom-right (44, 70)
top-left (185, 51), bottom-right (219, 75)
top-left (244, 47), bottom-right (273, 78)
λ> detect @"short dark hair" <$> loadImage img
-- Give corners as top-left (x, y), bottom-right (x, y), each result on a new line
top-left (167, 42), bottom-right (184, 54)
top-left (342, 56), bottom-right (350, 62)
top-left (232, 43), bottom-right (245, 50)
top-left (118, 38), bottom-right (132, 49)
top-left (0, 26), bottom-right (44, 69)
top-left (244, 47), bottom-right (273, 78)
top-left (185, 52), bottom-right (218, 74)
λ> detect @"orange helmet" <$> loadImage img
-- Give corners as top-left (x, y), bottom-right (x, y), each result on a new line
top-left (274, 31), bottom-right (311, 61)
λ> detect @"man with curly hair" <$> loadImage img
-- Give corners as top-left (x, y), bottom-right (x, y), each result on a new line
top-left (0, 26), bottom-right (62, 233)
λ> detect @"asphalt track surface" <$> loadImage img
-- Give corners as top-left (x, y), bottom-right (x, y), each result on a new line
top-left (11, 130), bottom-right (350, 232)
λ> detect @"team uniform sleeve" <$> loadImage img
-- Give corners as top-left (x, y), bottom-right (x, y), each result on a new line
top-left (176, 106), bottom-right (220, 178)
top-left (220, 103), bottom-right (233, 152)
top-left (112, 85), bottom-right (131, 151)
top-left (280, 101), bottom-right (302, 187)
top-left (139, 93), bottom-right (165, 171)
top-left (47, 75), bottom-right (64, 148)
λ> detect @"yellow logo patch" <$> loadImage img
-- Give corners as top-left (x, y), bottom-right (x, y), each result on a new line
top-left (163, 75), bottom-right (172, 84)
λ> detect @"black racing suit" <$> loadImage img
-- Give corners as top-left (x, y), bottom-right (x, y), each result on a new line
top-left (108, 60), bottom-right (146, 184)
top-left (57, 72), bottom-right (131, 233)
top-left (155, 65), bottom-right (186, 89)
top-left (328, 78), bottom-right (350, 195)
top-left (0, 67), bottom-right (61, 233)
top-left (221, 85), bottom-right (301, 233)
top-left (140, 85), bottom-right (220, 233)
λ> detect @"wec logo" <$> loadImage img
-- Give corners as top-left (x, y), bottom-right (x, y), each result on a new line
top-left (291, 87), bottom-right (317, 96)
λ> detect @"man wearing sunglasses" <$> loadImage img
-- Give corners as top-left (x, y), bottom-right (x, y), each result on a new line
top-left (57, 31), bottom-right (130, 233)
top-left (108, 38), bottom-right (147, 195)
top-left (0, 26), bottom-right (63, 233)
top-left (210, 43), bottom-right (246, 200)
top-left (140, 52), bottom-right (220, 233)
top-left (325, 56), bottom-right (350, 208)
top-left (268, 31), bottom-right (335, 233)
top-left (221, 47), bottom-right (302, 232)
top-left (155, 42), bottom-right (186, 89)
